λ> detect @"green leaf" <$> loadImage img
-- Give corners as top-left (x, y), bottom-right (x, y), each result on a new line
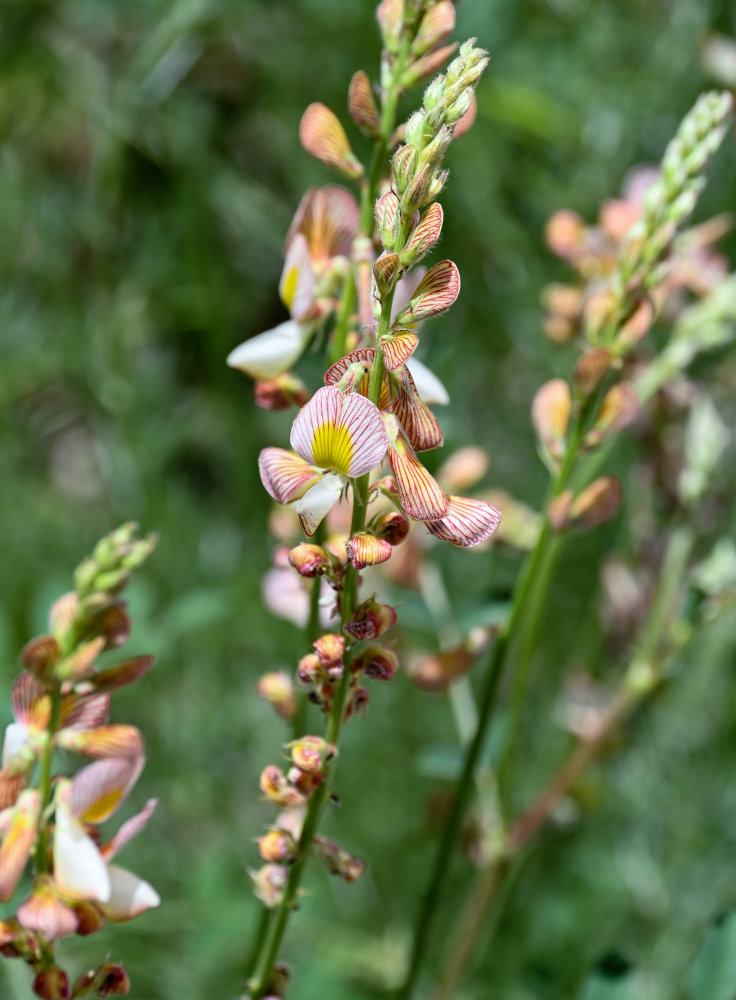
top-left (689, 912), bottom-right (736, 1000)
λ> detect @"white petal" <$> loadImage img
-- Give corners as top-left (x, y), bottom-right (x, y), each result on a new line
top-left (2, 723), bottom-right (30, 770)
top-left (406, 358), bottom-right (450, 406)
top-left (103, 864), bottom-right (160, 921)
top-left (226, 320), bottom-right (311, 380)
top-left (53, 801), bottom-right (111, 903)
top-left (297, 473), bottom-right (344, 536)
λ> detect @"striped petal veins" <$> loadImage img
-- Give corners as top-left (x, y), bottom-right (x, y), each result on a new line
top-left (426, 495), bottom-right (502, 547)
top-left (291, 386), bottom-right (387, 478)
top-left (258, 449), bottom-right (321, 504)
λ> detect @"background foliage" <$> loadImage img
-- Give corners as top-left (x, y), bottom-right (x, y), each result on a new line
top-left (2, 1), bottom-right (735, 997)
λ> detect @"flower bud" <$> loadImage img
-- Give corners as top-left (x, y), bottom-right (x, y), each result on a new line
top-left (418, 124), bottom-right (453, 172)
top-left (445, 87), bottom-right (473, 124)
top-left (401, 202), bottom-right (444, 268)
top-left (376, 0), bottom-right (402, 52)
top-left (345, 685), bottom-right (370, 719)
top-left (550, 477), bottom-right (623, 532)
top-left (267, 963), bottom-right (292, 998)
top-left (72, 964), bottom-right (130, 998)
top-left (404, 110), bottom-right (428, 148)
top-left (21, 635), bottom-right (61, 681)
top-left (287, 766), bottom-right (324, 797)
top-left (313, 634), bottom-right (345, 678)
top-left (545, 209), bottom-right (585, 260)
top-left (259, 766), bottom-right (305, 808)
top-left (392, 144), bottom-right (418, 196)
top-left (32, 968), bottom-right (71, 1000)
top-left (422, 74), bottom-right (446, 111)
top-left (373, 253), bottom-right (402, 296)
top-left (297, 653), bottom-right (322, 684)
top-left (353, 645), bottom-right (399, 681)
top-left (585, 382), bottom-right (639, 448)
top-left (287, 736), bottom-right (335, 774)
top-left (255, 374), bottom-right (311, 411)
top-left (299, 103), bottom-right (363, 180)
top-left (258, 829), bottom-right (297, 864)
top-left (573, 347), bottom-right (615, 397)
top-left (346, 533), bottom-right (392, 570)
top-left (413, 1), bottom-right (455, 57)
top-left (314, 837), bottom-right (365, 882)
top-left (531, 379), bottom-right (571, 465)
top-left (375, 190), bottom-right (401, 249)
top-left (348, 70), bottom-right (380, 136)
top-left (251, 864), bottom-right (288, 908)
top-left (289, 543), bottom-right (330, 577)
top-left (395, 259), bottom-right (460, 324)
top-left (344, 598), bottom-right (397, 641)
top-left (374, 511), bottom-right (410, 545)
top-left (257, 672), bottom-right (297, 722)
top-left (401, 44), bottom-right (458, 90)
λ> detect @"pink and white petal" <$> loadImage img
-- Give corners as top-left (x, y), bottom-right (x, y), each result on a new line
top-left (102, 865), bottom-right (160, 921)
top-left (18, 877), bottom-right (79, 941)
top-left (53, 790), bottom-right (110, 903)
top-left (297, 473), bottom-right (344, 536)
top-left (101, 799), bottom-right (157, 863)
top-left (339, 393), bottom-right (389, 477)
top-left (391, 371), bottom-right (444, 452)
top-left (290, 386), bottom-right (343, 466)
top-left (258, 448), bottom-right (321, 504)
top-left (89, 656), bottom-right (155, 694)
top-left (279, 233), bottom-right (316, 320)
top-left (70, 757), bottom-right (144, 825)
top-left (227, 320), bottom-right (312, 381)
top-left (11, 673), bottom-right (48, 729)
top-left (395, 260), bottom-right (461, 324)
top-left (383, 417), bottom-right (448, 521)
top-left (405, 358), bottom-right (450, 406)
top-left (0, 790), bottom-right (40, 902)
top-left (286, 186), bottom-right (360, 263)
top-left (426, 496), bottom-right (502, 547)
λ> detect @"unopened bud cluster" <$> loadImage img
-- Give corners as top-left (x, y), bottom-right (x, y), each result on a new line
top-left (0, 526), bottom-right (159, 998)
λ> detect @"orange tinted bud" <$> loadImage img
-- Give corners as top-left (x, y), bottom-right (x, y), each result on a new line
top-left (437, 446), bottom-right (489, 493)
top-left (259, 766), bottom-right (305, 808)
top-left (573, 347), bottom-right (615, 397)
top-left (585, 382), bottom-right (639, 447)
top-left (346, 533), bottom-right (392, 570)
top-left (32, 967), bottom-right (71, 1000)
top-left (313, 634), bottom-right (345, 677)
top-left (394, 260), bottom-right (461, 324)
top-left (21, 635), bottom-right (61, 681)
top-left (545, 209), bottom-right (584, 260)
top-left (547, 490), bottom-right (573, 532)
top-left (288, 543), bottom-right (330, 577)
top-left (543, 282), bottom-right (583, 320)
top-left (409, 633), bottom-right (490, 692)
top-left (413, 0), bottom-right (455, 55)
top-left (344, 598), bottom-right (397, 641)
top-left (258, 829), bottom-right (296, 864)
top-left (568, 477), bottom-right (623, 530)
top-left (543, 313), bottom-right (576, 343)
top-left (257, 672), bottom-right (297, 722)
top-left (531, 379), bottom-right (571, 463)
top-left (616, 300), bottom-right (654, 351)
top-left (287, 736), bottom-right (335, 774)
top-left (299, 104), bottom-right (363, 180)
top-left (348, 70), bottom-right (380, 136)
top-left (401, 43), bottom-right (458, 88)
top-left (353, 645), bottom-right (399, 681)
top-left (373, 252), bottom-right (402, 295)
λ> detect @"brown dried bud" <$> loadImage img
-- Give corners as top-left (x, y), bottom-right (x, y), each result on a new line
top-left (289, 543), bottom-right (330, 577)
top-left (348, 70), bottom-right (380, 136)
top-left (353, 645), bottom-right (399, 681)
top-left (344, 598), bottom-right (397, 641)
top-left (314, 837), bottom-right (365, 882)
top-left (73, 964), bottom-right (130, 998)
top-left (287, 766), bottom-right (323, 798)
top-left (374, 511), bottom-right (410, 546)
top-left (345, 685), bottom-right (370, 719)
top-left (32, 967), bottom-right (71, 1000)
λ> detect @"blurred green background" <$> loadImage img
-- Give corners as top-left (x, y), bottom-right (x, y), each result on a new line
top-left (2, 1), bottom-right (736, 998)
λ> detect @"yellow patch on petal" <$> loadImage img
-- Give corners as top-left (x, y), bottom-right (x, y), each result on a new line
top-left (281, 265), bottom-right (299, 312)
top-left (82, 790), bottom-right (124, 825)
top-left (311, 424), bottom-right (354, 476)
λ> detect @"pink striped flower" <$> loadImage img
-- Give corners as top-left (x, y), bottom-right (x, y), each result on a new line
top-left (259, 386), bottom-right (388, 536)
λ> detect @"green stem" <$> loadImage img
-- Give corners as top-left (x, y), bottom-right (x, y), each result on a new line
top-left (35, 687), bottom-right (62, 874)
top-left (397, 401), bottom-right (593, 999)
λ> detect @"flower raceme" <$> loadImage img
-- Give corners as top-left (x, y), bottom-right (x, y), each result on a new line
top-left (259, 386), bottom-right (389, 535)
